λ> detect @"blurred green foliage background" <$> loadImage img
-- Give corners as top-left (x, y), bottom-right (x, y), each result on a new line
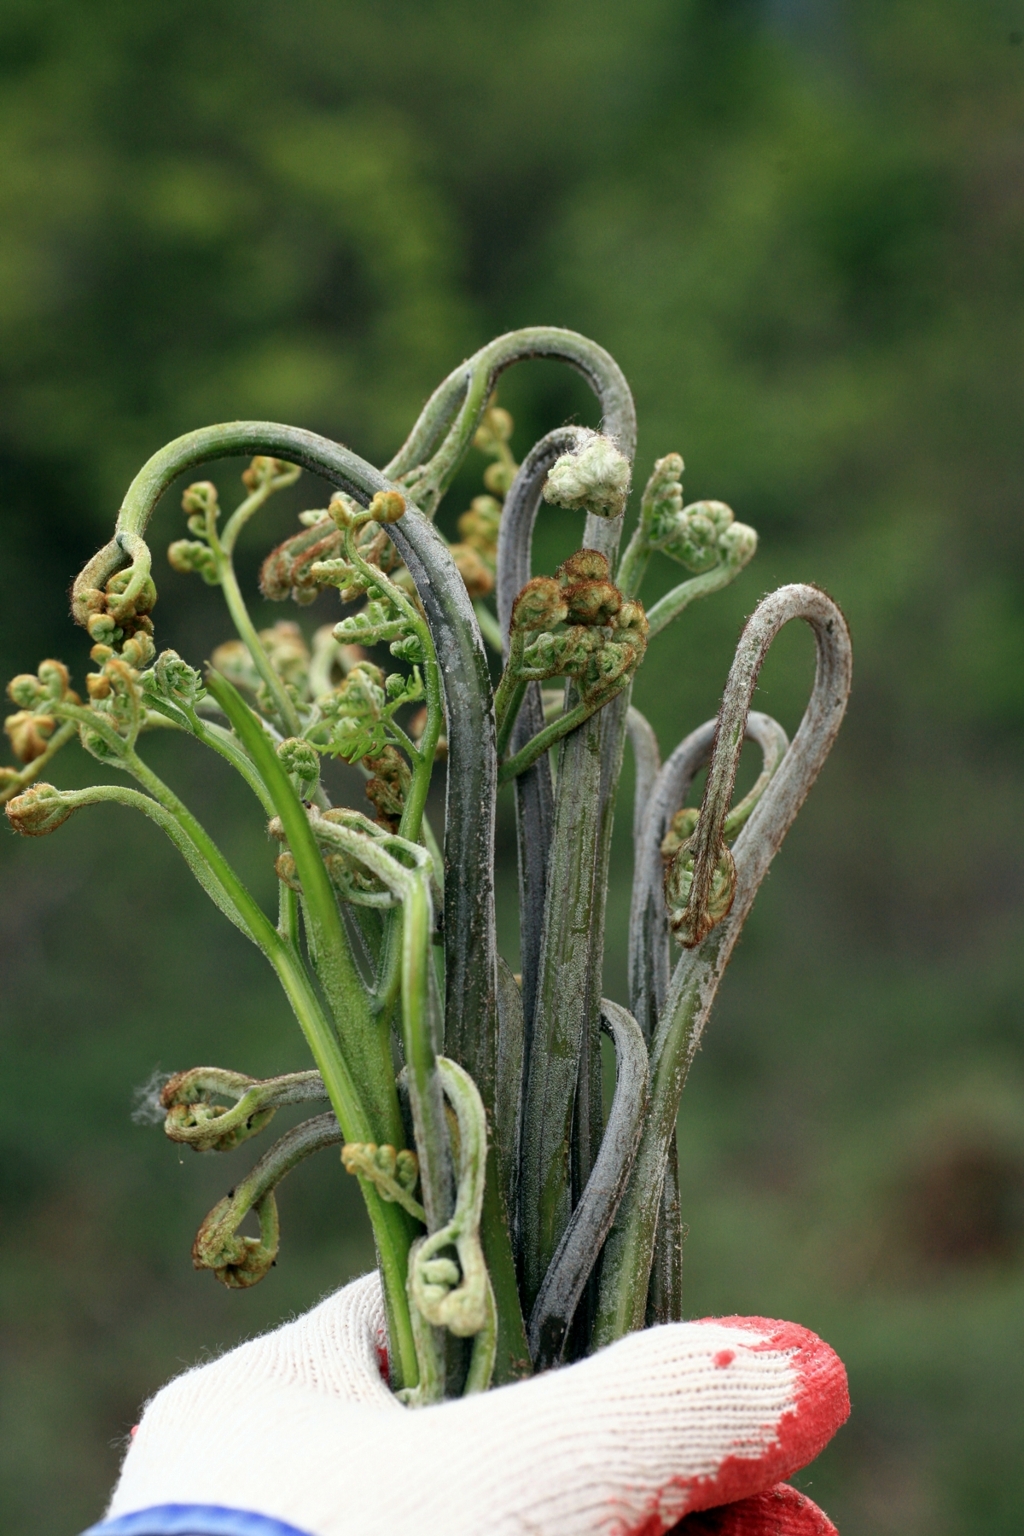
top-left (1, 2), bottom-right (1023, 1531)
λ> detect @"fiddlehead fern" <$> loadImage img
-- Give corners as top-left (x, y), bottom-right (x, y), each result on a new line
top-left (6, 329), bottom-right (851, 1406)
top-left (193, 1111), bottom-right (343, 1288)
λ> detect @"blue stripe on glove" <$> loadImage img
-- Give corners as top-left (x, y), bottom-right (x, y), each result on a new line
top-left (80, 1504), bottom-right (315, 1536)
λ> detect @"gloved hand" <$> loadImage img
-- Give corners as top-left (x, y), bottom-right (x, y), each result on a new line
top-left (82, 1273), bottom-right (849, 1536)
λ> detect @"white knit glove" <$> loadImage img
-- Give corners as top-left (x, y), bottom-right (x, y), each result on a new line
top-left (83, 1273), bottom-right (848, 1536)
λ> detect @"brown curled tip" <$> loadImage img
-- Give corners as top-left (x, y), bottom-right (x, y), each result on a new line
top-left (556, 549), bottom-right (610, 585)
top-left (511, 576), bottom-right (567, 631)
top-left (5, 782), bottom-right (74, 835)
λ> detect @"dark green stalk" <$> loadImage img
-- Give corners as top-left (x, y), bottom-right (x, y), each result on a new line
top-left (561, 509), bottom-right (629, 1237)
top-left (518, 700), bottom-right (605, 1312)
top-left (495, 429), bottom-right (591, 1040)
top-left (527, 1000), bottom-right (648, 1368)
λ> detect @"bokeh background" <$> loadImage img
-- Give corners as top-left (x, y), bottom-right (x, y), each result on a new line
top-left (2, 2), bottom-right (1023, 1531)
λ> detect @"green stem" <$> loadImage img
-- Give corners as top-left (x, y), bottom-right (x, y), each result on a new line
top-left (493, 626), bottom-right (527, 755)
top-left (420, 811), bottom-right (444, 892)
top-left (311, 816), bottom-right (452, 1235)
top-left (192, 714), bottom-right (278, 815)
top-left (220, 464), bottom-right (300, 556)
top-left (385, 719), bottom-right (420, 763)
top-left (614, 523), bottom-right (650, 601)
top-left (204, 671), bottom-right (402, 1150)
top-left (399, 652), bottom-right (441, 848)
top-left (497, 679), bottom-right (629, 785)
top-left (145, 698), bottom-right (279, 818)
top-left (481, 1143), bottom-right (531, 1382)
top-left (45, 779), bottom-right (384, 1147)
top-left (394, 876), bottom-right (451, 1223)
top-left (645, 561), bottom-right (746, 639)
top-left (401, 1242), bottom-right (447, 1407)
top-left (495, 680), bottom-right (527, 760)
top-left (464, 1279), bottom-right (499, 1395)
top-left (339, 516), bottom-right (442, 848)
top-left (278, 881), bottom-right (300, 946)
top-left (209, 532), bottom-right (302, 736)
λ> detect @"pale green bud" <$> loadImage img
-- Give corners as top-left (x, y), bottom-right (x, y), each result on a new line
top-left (389, 634), bottom-right (425, 665)
top-left (168, 539), bottom-right (220, 585)
top-left (420, 1257), bottom-right (461, 1288)
top-left (7, 674), bottom-right (45, 709)
top-left (652, 498), bottom-right (757, 577)
top-left (395, 1148), bottom-right (419, 1193)
top-left (277, 737), bottom-right (321, 797)
top-left (151, 650), bottom-right (204, 708)
top-left (483, 460), bottom-right (515, 496)
top-left (181, 480), bottom-right (220, 519)
top-left (473, 406), bottom-right (514, 451)
top-left (660, 806), bottom-right (699, 863)
top-left (37, 660), bottom-right (73, 700)
top-left (640, 453), bottom-right (685, 545)
top-left (328, 491), bottom-right (366, 530)
top-left (5, 710), bottom-right (54, 762)
top-left (242, 456), bottom-right (297, 491)
top-left (719, 520), bottom-right (758, 567)
top-left (104, 568), bottom-right (157, 619)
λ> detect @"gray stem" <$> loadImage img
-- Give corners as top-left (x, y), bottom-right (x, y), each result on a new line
top-left (627, 710), bottom-right (787, 1324)
top-left (595, 583), bottom-right (853, 1344)
top-left (527, 1000), bottom-right (648, 1369)
top-left (627, 705), bottom-right (661, 855)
